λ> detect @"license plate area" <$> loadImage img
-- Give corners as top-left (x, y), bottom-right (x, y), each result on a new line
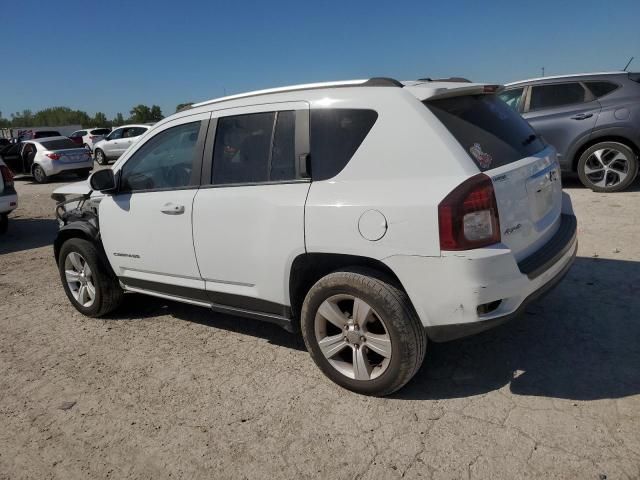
top-left (526, 166), bottom-right (560, 222)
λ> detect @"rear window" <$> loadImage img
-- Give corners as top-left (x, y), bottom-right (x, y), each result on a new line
top-left (584, 81), bottom-right (619, 98)
top-left (34, 131), bottom-right (61, 138)
top-left (310, 109), bottom-right (378, 180)
top-left (90, 128), bottom-right (111, 135)
top-left (425, 94), bottom-right (545, 171)
top-left (41, 139), bottom-right (80, 150)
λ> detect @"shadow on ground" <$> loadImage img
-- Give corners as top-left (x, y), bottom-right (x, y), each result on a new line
top-left (0, 218), bottom-right (58, 254)
top-left (102, 255), bottom-right (640, 402)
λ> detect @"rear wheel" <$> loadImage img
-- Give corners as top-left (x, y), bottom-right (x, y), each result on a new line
top-left (32, 164), bottom-right (48, 184)
top-left (95, 149), bottom-right (107, 165)
top-left (58, 238), bottom-right (123, 317)
top-left (301, 269), bottom-right (426, 396)
top-left (0, 214), bottom-right (8, 234)
top-left (577, 142), bottom-right (638, 192)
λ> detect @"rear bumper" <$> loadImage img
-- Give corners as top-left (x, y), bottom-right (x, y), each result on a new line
top-left (42, 159), bottom-right (93, 176)
top-left (0, 188), bottom-right (18, 214)
top-left (383, 212), bottom-right (578, 342)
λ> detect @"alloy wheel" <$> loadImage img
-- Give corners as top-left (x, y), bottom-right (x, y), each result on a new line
top-left (314, 294), bottom-right (392, 381)
top-left (584, 148), bottom-right (630, 188)
top-left (64, 252), bottom-right (96, 307)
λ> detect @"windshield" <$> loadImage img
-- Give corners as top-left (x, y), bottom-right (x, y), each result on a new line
top-left (424, 94), bottom-right (545, 171)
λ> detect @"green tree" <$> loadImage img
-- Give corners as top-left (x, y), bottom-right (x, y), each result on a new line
top-left (129, 105), bottom-right (151, 123)
top-left (149, 105), bottom-right (163, 122)
top-left (113, 113), bottom-right (124, 126)
top-left (176, 102), bottom-right (193, 112)
top-left (92, 112), bottom-right (109, 127)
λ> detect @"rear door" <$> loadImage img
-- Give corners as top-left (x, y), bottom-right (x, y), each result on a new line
top-left (0, 143), bottom-right (25, 173)
top-left (522, 82), bottom-right (600, 165)
top-left (192, 102), bottom-right (310, 311)
top-left (426, 93), bottom-right (562, 261)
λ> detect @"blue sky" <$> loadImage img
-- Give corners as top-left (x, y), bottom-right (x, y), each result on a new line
top-left (2, 0), bottom-right (638, 119)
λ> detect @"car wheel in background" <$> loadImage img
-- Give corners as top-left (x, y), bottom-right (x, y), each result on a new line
top-left (58, 238), bottom-right (124, 317)
top-left (32, 164), bottom-right (48, 184)
top-left (95, 149), bottom-right (107, 165)
top-left (577, 141), bottom-right (638, 192)
top-left (0, 214), bottom-right (8, 234)
top-left (301, 269), bottom-right (427, 396)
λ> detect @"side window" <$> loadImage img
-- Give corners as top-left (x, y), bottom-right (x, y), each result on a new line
top-left (498, 88), bottom-right (524, 111)
top-left (126, 127), bottom-right (147, 137)
top-left (529, 83), bottom-right (587, 111)
top-left (584, 81), bottom-right (619, 98)
top-left (310, 109), bottom-right (378, 181)
top-left (212, 111), bottom-right (296, 185)
top-left (109, 128), bottom-right (124, 140)
top-left (120, 121), bottom-right (201, 192)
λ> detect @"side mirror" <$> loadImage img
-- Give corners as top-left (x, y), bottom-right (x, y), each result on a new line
top-left (89, 169), bottom-right (117, 193)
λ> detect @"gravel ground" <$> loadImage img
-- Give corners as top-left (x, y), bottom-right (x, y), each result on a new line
top-left (0, 171), bottom-right (639, 480)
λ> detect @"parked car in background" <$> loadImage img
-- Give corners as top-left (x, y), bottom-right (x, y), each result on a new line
top-left (93, 124), bottom-right (150, 165)
top-left (500, 71), bottom-right (640, 192)
top-left (53, 77), bottom-right (576, 396)
top-left (0, 137), bottom-right (93, 183)
top-left (69, 128), bottom-right (112, 150)
top-left (0, 138), bottom-right (10, 148)
top-left (23, 130), bottom-right (62, 140)
top-left (0, 158), bottom-right (17, 233)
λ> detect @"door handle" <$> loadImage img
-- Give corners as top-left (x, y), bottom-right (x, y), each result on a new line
top-left (570, 113), bottom-right (593, 120)
top-left (160, 203), bottom-right (185, 215)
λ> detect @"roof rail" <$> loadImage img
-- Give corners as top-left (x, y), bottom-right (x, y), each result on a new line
top-left (361, 77), bottom-right (404, 87)
top-left (417, 77), bottom-right (472, 83)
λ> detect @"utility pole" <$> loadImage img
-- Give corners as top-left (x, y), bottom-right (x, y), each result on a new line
top-left (541, 67), bottom-right (545, 77)
top-left (623, 57), bottom-right (634, 71)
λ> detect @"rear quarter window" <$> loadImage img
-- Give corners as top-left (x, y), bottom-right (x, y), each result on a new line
top-left (425, 94), bottom-right (545, 171)
top-left (310, 109), bottom-right (378, 180)
top-left (584, 81), bottom-right (619, 98)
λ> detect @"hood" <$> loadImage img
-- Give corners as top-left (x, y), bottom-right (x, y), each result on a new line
top-left (53, 179), bottom-right (92, 196)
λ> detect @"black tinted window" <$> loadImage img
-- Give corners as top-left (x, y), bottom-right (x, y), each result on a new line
top-left (585, 81), bottom-right (619, 98)
top-left (310, 109), bottom-right (377, 181)
top-left (425, 94), bottom-right (545, 171)
top-left (121, 122), bottom-right (201, 191)
top-left (529, 83), bottom-right (586, 110)
top-left (34, 131), bottom-right (61, 138)
top-left (41, 139), bottom-right (79, 150)
top-left (109, 129), bottom-right (123, 140)
top-left (212, 111), bottom-right (296, 184)
top-left (91, 128), bottom-right (111, 135)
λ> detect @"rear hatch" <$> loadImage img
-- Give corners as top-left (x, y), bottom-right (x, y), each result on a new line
top-left (425, 92), bottom-right (562, 261)
top-left (41, 139), bottom-right (92, 164)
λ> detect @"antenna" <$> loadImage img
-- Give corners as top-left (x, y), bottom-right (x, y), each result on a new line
top-left (623, 57), bottom-right (634, 71)
top-left (541, 67), bottom-right (545, 77)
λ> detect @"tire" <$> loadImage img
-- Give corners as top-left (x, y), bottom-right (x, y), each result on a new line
top-left (32, 164), bottom-right (48, 184)
top-left (577, 141), bottom-right (638, 192)
top-left (0, 214), bottom-right (8, 234)
top-left (300, 269), bottom-right (426, 396)
top-left (76, 169), bottom-right (91, 179)
top-left (95, 149), bottom-right (107, 165)
top-left (58, 238), bottom-right (124, 317)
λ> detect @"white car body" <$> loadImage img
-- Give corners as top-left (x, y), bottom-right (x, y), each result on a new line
top-left (0, 158), bottom-right (18, 215)
top-left (92, 124), bottom-right (151, 163)
top-left (69, 128), bottom-right (112, 151)
top-left (54, 78), bottom-right (577, 394)
top-left (25, 137), bottom-right (94, 179)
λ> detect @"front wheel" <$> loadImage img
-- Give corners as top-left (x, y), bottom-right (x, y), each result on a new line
top-left (301, 269), bottom-right (426, 396)
top-left (577, 142), bottom-right (638, 192)
top-left (58, 238), bottom-right (124, 317)
top-left (32, 164), bottom-right (48, 183)
top-left (95, 149), bottom-right (107, 165)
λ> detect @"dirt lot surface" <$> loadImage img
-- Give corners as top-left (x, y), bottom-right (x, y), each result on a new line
top-left (1, 171), bottom-right (639, 480)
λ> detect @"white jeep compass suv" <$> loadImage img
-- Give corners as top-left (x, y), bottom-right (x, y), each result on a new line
top-left (53, 78), bottom-right (577, 396)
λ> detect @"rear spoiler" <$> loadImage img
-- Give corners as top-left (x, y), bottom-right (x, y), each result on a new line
top-left (406, 83), bottom-right (504, 102)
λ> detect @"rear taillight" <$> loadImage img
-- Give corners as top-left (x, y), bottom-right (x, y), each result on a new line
top-left (46, 153), bottom-right (61, 160)
top-left (0, 165), bottom-right (14, 187)
top-left (438, 174), bottom-right (501, 250)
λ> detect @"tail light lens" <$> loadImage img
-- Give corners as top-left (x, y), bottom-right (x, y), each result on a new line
top-left (438, 174), bottom-right (501, 250)
top-left (0, 165), bottom-right (14, 187)
top-left (46, 153), bottom-right (61, 160)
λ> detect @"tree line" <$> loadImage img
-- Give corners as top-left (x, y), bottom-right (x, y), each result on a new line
top-left (0, 104), bottom-right (180, 129)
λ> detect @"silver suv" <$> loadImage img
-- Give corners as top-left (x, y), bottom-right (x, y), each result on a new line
top-left (500, 72), bottom-right (640, 192)
top-left (93, 124), bottom-right (150, 165)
